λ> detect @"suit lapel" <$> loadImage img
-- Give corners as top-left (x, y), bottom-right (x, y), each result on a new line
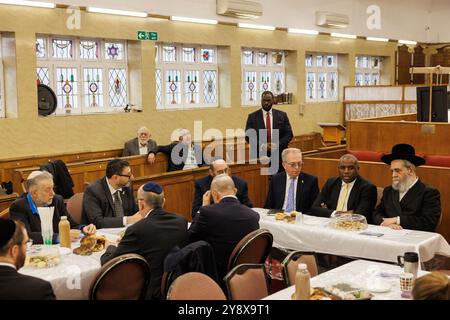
top-left (295, 173), bottom-right (305, 208)
top-left (390, 188), bottom-right (402, 215)
top-left (400, 179), bottom-right (424, 206)
top-left (346, 177), bottom-right (361, 209)
top-left (272, 109), bottom-right (280, 129)
top-left (256, 109), bottom-right (265, 129)
top-left (330, 178), bottom-right (342, 209)
top-left (279, 173), bottom-right (287, 208)
top-left (101, 178), bottom-right (115, 211)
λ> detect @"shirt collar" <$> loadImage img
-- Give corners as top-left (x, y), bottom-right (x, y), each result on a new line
top-left (26, 192), bottom-right (39, 215)
top-left (286, 172), bottom-right (298, 180)
top-left (341, 179), bottom-right (357, 188)
top-left (0, 262), bottom-right (16, 270)
top-left (144, 208), bottom-right (154, 219)
top-left (263, 109), bottom-right (272, 116)
top-left (106, 177), bottom-right (122, 196)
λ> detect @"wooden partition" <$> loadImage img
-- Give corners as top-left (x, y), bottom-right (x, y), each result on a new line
top-left (364, 113), bottom-right (417, 122)
top-left (132, 162), bottom-right (269, 222)
top-left (346, 120), bottom-right (450, 154)
top-left (302, 156), bottom-right (450, 242)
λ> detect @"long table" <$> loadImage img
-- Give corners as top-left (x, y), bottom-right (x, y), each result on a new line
top-left (264, 259), bottom-right (428, 300)
top-left (254, 209), bottom-right (450, 263)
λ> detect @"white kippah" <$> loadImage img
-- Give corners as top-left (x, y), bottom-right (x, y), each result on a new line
top-left (27, 170), bottom-right (44, 180)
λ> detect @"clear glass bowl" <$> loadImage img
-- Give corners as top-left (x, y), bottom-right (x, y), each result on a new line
top-left (25, 245), bottom-right (61, 268)
top-left (330, 214), bottom-right (368, 231)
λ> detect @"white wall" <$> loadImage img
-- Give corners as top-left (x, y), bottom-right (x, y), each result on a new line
top-left (36, 0), bottom-right (448, 42)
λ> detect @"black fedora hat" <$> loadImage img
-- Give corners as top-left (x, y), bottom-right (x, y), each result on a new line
top-left (381, 143), bottom-right (425, 166)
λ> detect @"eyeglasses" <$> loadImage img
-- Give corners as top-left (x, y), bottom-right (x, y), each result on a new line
top-left (118, 173), bottom-right (133, 178)
top-left (24, 239), bottom-right (33, 249)
top-left (286, 161), bottom-right (303, 168)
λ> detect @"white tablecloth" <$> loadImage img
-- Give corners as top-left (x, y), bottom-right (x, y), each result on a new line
top-left (264, 259), bottom-right (428, 300)
top-left (19, 228), bottom-right (125, 300)
top-left (254, 208), bottom-right (450, 263)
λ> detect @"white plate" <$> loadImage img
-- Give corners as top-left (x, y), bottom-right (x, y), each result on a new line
top-left (59, 247), bottom-right (72, 255)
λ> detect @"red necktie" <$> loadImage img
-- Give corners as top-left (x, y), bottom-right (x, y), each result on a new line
top-left (266, 112), bottom-right (271, 144)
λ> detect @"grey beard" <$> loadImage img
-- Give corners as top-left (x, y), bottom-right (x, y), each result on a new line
top-left (392, 176), bottom-right (414, 193)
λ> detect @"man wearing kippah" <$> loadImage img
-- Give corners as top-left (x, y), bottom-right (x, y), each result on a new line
top-left (373, 143), bottom-right (441, 232)
top-left (100, 182), bottom-right (188, 300)
top-left (0, 219), bottom-right (55, 300)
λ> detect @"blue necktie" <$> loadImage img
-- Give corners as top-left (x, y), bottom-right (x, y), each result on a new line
top-left (285, 177), bottom-right (295, 212)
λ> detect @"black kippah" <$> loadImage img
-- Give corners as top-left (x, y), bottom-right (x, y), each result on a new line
top-left (0, 219), bottom-right (16, 248)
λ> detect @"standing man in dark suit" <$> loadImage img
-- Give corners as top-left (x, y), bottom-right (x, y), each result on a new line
top-left (101, 182), bottom-right (188, 300)
top-left (82, 159), bottom-right (141, 228)
top-left (265, 148), bottom-right (319, 214)
top-left (310, 154), bottom-right (377, 223)
top-left (245, 91), bottom-right (293, 173)
top-left (188, 174), bottom-right (260, 281)
top-left (122, 126), bottom-right (158, 158)
top-left (147, 128), bottom-right (204, 172)
top-left (9, 171), bottom-right (96, 244)
top-left (373, 144), bottom-right (441, 232)
top-left (0, 219), bottom-right (55, 300)
top-left (192, 158), bottom-right (252, 219)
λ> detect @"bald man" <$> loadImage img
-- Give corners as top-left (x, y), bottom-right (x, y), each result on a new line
top-left (192, 158), bottom-right (252, 219)
top-left (188, 174), bottom-right (260, 280)
top-left (122, 126), bottom-right (157, 157)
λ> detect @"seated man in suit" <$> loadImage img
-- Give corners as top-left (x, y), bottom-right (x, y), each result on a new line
top-left (188, 174), bottom-right (260, 281)
top-left (82, 159), bottom-right (142, 228)
top-left (0, 219), bottom-right (55, 300)
top-left (265, 148), bottom-right (319, 214)
top-left (310, 154), bottom-right (377, 222)
top-left (101, 182), bottom-right (188, 300)
top-left (191, 158), bottom-right (253, 219)
top-left (373, 144), bottom-right (441, 232)
top-left (9, 171), bottom-right (96, 244)
top-left (245, 90), bottom-right (293, 174)
top-left (147, 128), bottom-right (204, 172)
top-left (122, 126), bottom-right (158, 158)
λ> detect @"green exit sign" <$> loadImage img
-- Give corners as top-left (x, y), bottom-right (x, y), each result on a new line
top-left (137, 31), bottom-right (158, 41)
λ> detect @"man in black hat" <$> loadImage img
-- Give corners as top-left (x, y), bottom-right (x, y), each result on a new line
top-left (100, 182), bottom-right (188, 300)
top-left (0, 219), bottom-right (55, 300)
top-left (373, 143), bottom-right (441, 232)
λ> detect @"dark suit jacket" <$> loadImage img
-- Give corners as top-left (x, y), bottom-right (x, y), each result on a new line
top-left (310, 176), bottom-right (377, 222)
top-left (101, 208), bottom-right (188, 300)
top-left (0, 266), bottom-right (56, 300)
top-left (245, 108), bottom-right (293, 158)
top-left (191, 175), bottom-right (253, 218)
top-left (264, 172), bottom-right (319, 214)
top-left (188, 197), bottom-right (260, 280)
top-left (9, 194), bottom-right (80, 244)
top-left (150, 142), bottom-right (204, 172)
top-left (372, 180), bottom-right (441, 232)
top-left (81, 177), bottom-right (138, 228)
top-left (122, 138), bottom-right (157, 157)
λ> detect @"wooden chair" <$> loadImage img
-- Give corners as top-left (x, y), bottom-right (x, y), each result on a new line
top-left (89, 253), bottom-right (150, 300)
top-left (224, 264), bottom-right (269, 300)
top-left (66, 192), bottom-right (84, 224)
top-left (166, 272), bottom-right (226, 300)
top-left (0, 208), bottom-right (9, 220)
top-left (227, 229), bottom-right (273, 274)
top-left (281, 251), bottom-right (318, 287)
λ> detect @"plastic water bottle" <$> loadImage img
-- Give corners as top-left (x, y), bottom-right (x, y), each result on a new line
top-left (58, 216), bottom-right (71, 248)
top-left (294, 263), bottom-right (311, 300)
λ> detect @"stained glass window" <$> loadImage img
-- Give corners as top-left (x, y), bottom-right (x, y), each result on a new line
top-left (355, 55), bottom-right (382, 86)
top-left (108, 68), bottom-right (127, 107)
top-left (37, 67), bottom-right (50, 86)
top-left (105, 42), bottom-right (124, 60)
top-left (203, 70), bottom-right (217, 104)
top-left (306, 72), bottom-right (315, 100)
top-left (244, 71), bottom-right (257, 104)
top-left (257, 52), bottom-right (268, 65)
top-left (80, 40), bottom-right (99, 60)
top-left (316, 55), bottom-right (323, 67)
top-left (306, 53), bottom-right (338, 102)
top-left (36, 38), bottom-right (46, 58)
top-left (318, 73), bottom-right (326, 99)
top-left (83, 68), bottom-right (103, 108)
top-left (260, 71), bottom-right (271, 93)
top-left (327, 72), bottom-right (337, 99)
top-left (184, 70), bottom-right (199, 104)
top-left (355, 73), bottom-right (363, 86)
top-left (163, 46), bottom-right (176, 62)
top-left (156, 69), bottom-right (162, 107)
top-left (56, 67), bottom-right (78, 111)
top-left (52, 39), bottom-right (73, 59)
top-left (372, 73), bottom-right (380, 85)
top-left (305, 54), bottom-right (313, 67)
top-left (242, 50), bottom-right (253, 65)
top-left (165, 70), bottom-right (181, 105)
top-left (274, 72), bottom-right (284, 95)
top-left (326, 56), bottom-right (334, 67)
top-left (182, 47), bottom-right (195, 63)
top-left (201, 49), bottom-right (215, 63)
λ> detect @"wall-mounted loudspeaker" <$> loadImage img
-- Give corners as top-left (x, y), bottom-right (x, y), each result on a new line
top-left (37, 84), bottom-right (57, 116)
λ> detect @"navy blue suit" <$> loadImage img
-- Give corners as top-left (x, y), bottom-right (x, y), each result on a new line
top-left (264, 171), bottom-right (319, 214)
top-left (192, 175), bottom-right (253, 218)
top-left (188, 197), bottom-right (260, 281)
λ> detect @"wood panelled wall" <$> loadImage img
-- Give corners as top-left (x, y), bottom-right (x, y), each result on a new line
top-left (302, 157), bottom-right (450, 243)
top-left (396, 45), bottom-right (426, 84)
top-left (346, 120), bottom-right (450, 155)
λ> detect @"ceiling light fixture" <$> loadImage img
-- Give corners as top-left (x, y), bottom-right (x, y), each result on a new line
top-left (171, 16), bottom-right (218, 25)
top-left (238, 23), bottom-right (275, 31)
top-left (87, 7), bottom-right (147, 18)
top-left (288, 28), bottom-right (319, 35)
top-left (0, 0), bottom-right (55, 8)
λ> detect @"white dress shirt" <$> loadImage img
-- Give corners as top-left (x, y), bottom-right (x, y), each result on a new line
top-left (139, 143), bottom-right (148, 155)
top-left (106, 178), bottom-right (127, 226)
top-left (183, 145), bottom-right (199, 170)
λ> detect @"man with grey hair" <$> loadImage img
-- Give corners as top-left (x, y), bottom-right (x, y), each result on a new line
top-left (265, 148), bottom-right (319, 213)
top-left (310, 154), bottom-right (377, 222)
top-left (9, 171), bottom-right (96, 244)
top-left (101, 182), bottom-right (188, 300)
top-left (188, 174), bottom-right (259, 280)
top-left (122, 126), bottom-right (158, 158)
top-left (374, 144), bottom-right (441, 231)
top-left (191, 158), bottom-right (252, 218)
